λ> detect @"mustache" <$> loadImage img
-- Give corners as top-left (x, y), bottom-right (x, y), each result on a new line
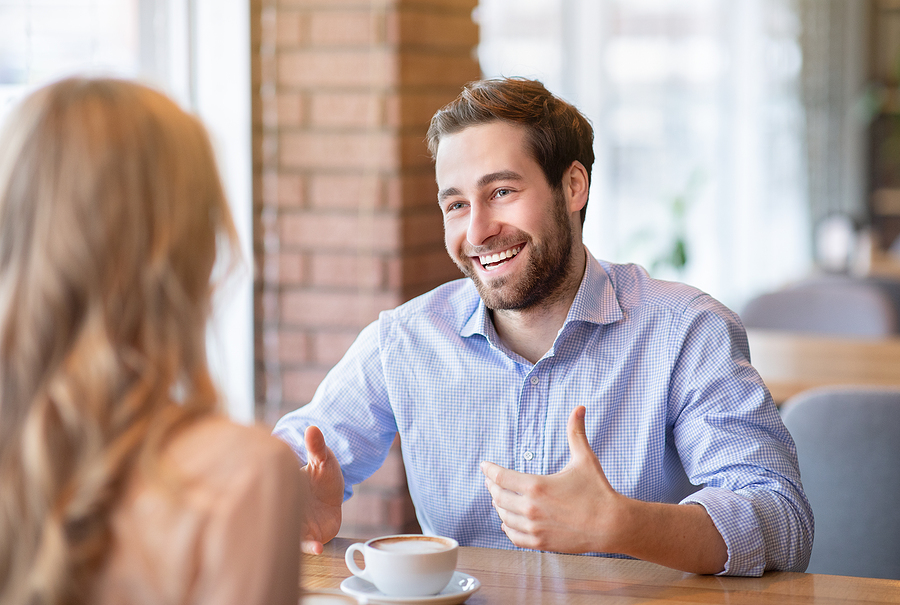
top-left (460, 234), bottom-right (530, 257)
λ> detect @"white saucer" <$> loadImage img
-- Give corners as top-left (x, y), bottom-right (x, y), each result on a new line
top-left (340, 571), bottom-right (480, 604)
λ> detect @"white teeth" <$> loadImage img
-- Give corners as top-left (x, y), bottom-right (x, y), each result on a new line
top-left (479, 246), bottom-right (521, 268)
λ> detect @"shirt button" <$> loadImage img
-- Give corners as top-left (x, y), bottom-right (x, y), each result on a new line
top-left (523, 451), bottom-right (534, 461)
top-left (529, 376), bottom-right (539, 385)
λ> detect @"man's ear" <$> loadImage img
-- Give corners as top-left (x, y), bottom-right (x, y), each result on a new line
top-left (564, 161), bottom-right (589, 215)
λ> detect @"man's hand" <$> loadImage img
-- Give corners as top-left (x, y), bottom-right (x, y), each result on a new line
top-left (481, 405), bottom-right (626, 554)
top-left (301, 425), bottom-right (344, 555)
top-left (481, 406), bottom-right (728, 574)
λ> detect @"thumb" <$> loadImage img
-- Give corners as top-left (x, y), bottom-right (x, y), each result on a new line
top-left (304, 425), bottom-right (328, 465)
top-left (566, 406), bottom-right (594, 464)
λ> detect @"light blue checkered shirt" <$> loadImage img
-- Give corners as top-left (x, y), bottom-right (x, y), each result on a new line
top-left (273, 252), bottom-right (813, 576)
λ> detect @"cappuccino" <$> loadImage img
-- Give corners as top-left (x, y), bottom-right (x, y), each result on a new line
top-left (371, 536), bottom-right (452, 553)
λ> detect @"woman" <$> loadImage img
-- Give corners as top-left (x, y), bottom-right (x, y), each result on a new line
top-left (0, 77), bottom-right (303, 605)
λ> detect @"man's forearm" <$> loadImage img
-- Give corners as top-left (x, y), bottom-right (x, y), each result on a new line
top-left (613, 500), bottom-right (727, 575)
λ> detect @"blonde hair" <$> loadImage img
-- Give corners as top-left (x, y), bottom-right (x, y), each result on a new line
top-left (0, 77), bottom-right (239, 604)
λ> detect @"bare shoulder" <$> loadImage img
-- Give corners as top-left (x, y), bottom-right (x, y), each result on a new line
top-left (165, 415), bottom-right (301, 492)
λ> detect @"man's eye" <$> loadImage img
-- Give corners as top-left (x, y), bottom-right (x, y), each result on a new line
top-left (446, 202), bottom-right (466, 212)
top-left (495, 188), bottom-right (511, 198)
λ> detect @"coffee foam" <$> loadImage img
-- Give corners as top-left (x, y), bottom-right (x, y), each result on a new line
top-left (371, 537), bottom-right (452, 553)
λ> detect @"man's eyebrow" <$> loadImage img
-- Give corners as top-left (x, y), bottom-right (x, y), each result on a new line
top-left (438, 186), bottom-right (462, 203)
top-left (437, 171), bottom-right (524, 203)
top-left (478, 170), bottom-right (523, 188)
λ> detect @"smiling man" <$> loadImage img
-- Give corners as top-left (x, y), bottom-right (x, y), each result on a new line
top-left (273, 78), bottom-right (813, 577)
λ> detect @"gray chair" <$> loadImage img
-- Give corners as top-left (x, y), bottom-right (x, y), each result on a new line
top-left (741, 278), bottom-right (897, 337)
top-left (781, 386), bottom-right (900, 579)
top-left (866, 276), bottom-right (900, 332)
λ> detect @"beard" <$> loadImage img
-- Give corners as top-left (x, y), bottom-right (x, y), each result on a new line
top-left (450, 189), bottom-right (576, 311)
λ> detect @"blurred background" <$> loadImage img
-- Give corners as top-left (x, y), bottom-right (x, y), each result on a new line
top-left (3, 0), bottom-right (900, 538)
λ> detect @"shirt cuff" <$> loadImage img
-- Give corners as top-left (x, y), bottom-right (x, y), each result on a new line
top-left (680, 486), bottom-right (765, 576)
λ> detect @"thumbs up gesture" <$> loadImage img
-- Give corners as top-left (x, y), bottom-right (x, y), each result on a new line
top-left (480, 406), bottom-right (627, 554)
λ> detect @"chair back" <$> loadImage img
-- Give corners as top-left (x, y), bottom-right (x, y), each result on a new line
top-left (867, 276), bottom-right (900, 330)
top-left (781, 386), bottom-right (900, 579)
top-left (741, 279), bottom-right (897, 337)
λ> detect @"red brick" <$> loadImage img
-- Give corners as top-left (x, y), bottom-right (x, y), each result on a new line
top-left (277, 328), bottom-right (310, 365)
top-left (279, 0), bottom-right (391, 8)
top-left (281, 367), bottom-right (329, 406)
top-left (401, 247), bottom-right (460, 291)
top-left (384, 256), bottom-right (402, 290)
top-left (279, 211), bottom-right (400, 251)
top-left (260, 6), bottom-right (277, 48)
top-left (387, 10), bottom-right (477, 48)
top-left (310, 330), bottom-right (361, 365)
top-left (280, 131), bottom-right (399, 171)
top-left (404, 0), bottom-right (477, 8)
top-left (386, 493), bottom-right (416, 527)
top-left (384, 171), bottom-right (438, 210)
top-left (366, 446), bottom-right (407, 489)
top-left (385, 90), bottom-right (458, 128)
top-left (311, 91), bottom-right (383, 128)
top-left (399, 132), bottom-right (435, 170)
top-left (275, 0), bottom-right (475, 13)
top-left (402, 209), bottom-right (445, 248)
top-left (259, 48), bottom-right (279, 87)
top-left (310, 10), bottom-right (381, 46)
top-left (261, 88), bottom-right (278, 129)
top-left (277, 250), bottom-right (306, 285)
top-left (260, 251), bottom-right (280, 286)
top-left (259, 290), bottom-right (280, 322)
top-left (278, 49), bottom-right (394, 88)
top-left (399, 52), bottom-right (479, 86)
top-left (261, 131), bottom-right (278, 166)
top-left (276, 10), bottom-right (307, 47)
top-left (281, 290), bottom-right (400, 328)
top-left (276, 91), bottom-right (306, 128)
top-left (310, 252), bottom-right (383, 288)
top-left (262, 171), bottom-right (304, 207)
top-left (341, 492), bottom-right (385, 527)
top-left (310, 173), bottom-right (384, 210)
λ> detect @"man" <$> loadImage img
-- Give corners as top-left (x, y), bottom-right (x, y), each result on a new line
top-left (273, 78), bottom-right (813, 576)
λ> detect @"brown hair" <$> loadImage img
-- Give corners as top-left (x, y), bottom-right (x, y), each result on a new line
top-left (0, 77), bottom-right (239, 604)
top-left (426, 77), bottom-right (594, 224)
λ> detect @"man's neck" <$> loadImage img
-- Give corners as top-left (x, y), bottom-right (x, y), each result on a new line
top-left (491, 246), bottom-right (587, 364)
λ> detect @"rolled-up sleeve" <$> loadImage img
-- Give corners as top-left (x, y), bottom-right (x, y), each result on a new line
top-left (669, 296), bottom-right (814, 576)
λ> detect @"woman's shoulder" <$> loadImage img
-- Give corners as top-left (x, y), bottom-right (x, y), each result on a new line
top-left (95, 415), bottom-right (302, 605)
top-left (165, 415), bottom-right (300, 493)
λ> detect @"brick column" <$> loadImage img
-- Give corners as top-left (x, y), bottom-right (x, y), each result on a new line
top-left (253, 0), bottom-right (479, 538)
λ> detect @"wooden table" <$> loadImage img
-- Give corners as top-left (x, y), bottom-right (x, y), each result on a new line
top-left (302, 538), bottom-right (900, 604)
top-left (746, 329), bottom-right (900, 404)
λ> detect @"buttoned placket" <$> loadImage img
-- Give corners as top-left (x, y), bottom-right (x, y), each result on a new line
top-left (517, 362), bottom-right (549, 472)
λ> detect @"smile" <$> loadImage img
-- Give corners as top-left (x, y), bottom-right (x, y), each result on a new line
top-left (478, 246), bottom-right (521, 271)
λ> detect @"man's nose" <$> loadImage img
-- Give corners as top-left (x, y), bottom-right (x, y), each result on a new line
top-left (466, 202), bottom-right (500, 246)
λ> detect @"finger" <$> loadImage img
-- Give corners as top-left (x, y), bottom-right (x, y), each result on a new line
top-left (481, 461), bottom-right (529, 494)
top-left (301, 540), bottom-right (324, 555)
top-left (304, 426), bottom-right (328, 465)
top-left (566, 406), bottom-right (595, 465)
top-left (484, 476), bottom-right (526, 517)
top-left (499, 521), bottom-right (539, 551)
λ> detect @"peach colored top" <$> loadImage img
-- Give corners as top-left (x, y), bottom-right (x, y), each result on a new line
top-left (91, 417), bottom-right (303, 605)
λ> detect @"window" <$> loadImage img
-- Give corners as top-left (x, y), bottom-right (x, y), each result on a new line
top-left (0, 0), bottom-right (140, 121)
top-left (0, 0), bottom-right (253, 421)
top-left (477, 0), bottom-right (813, 310)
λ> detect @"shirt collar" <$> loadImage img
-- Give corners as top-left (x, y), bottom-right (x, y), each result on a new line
top-left (460, 247), bottom-right (624, 339)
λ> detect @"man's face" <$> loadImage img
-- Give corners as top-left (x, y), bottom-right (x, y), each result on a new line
top-left (435, 121), bottom-right (579, 311)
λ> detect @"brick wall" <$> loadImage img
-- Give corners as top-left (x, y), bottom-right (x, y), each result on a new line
top-left (252, 0), bottom-right (479, 539)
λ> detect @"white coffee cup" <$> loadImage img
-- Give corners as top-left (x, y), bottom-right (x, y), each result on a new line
top-left (344, 534), bottom-right (459, 597)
